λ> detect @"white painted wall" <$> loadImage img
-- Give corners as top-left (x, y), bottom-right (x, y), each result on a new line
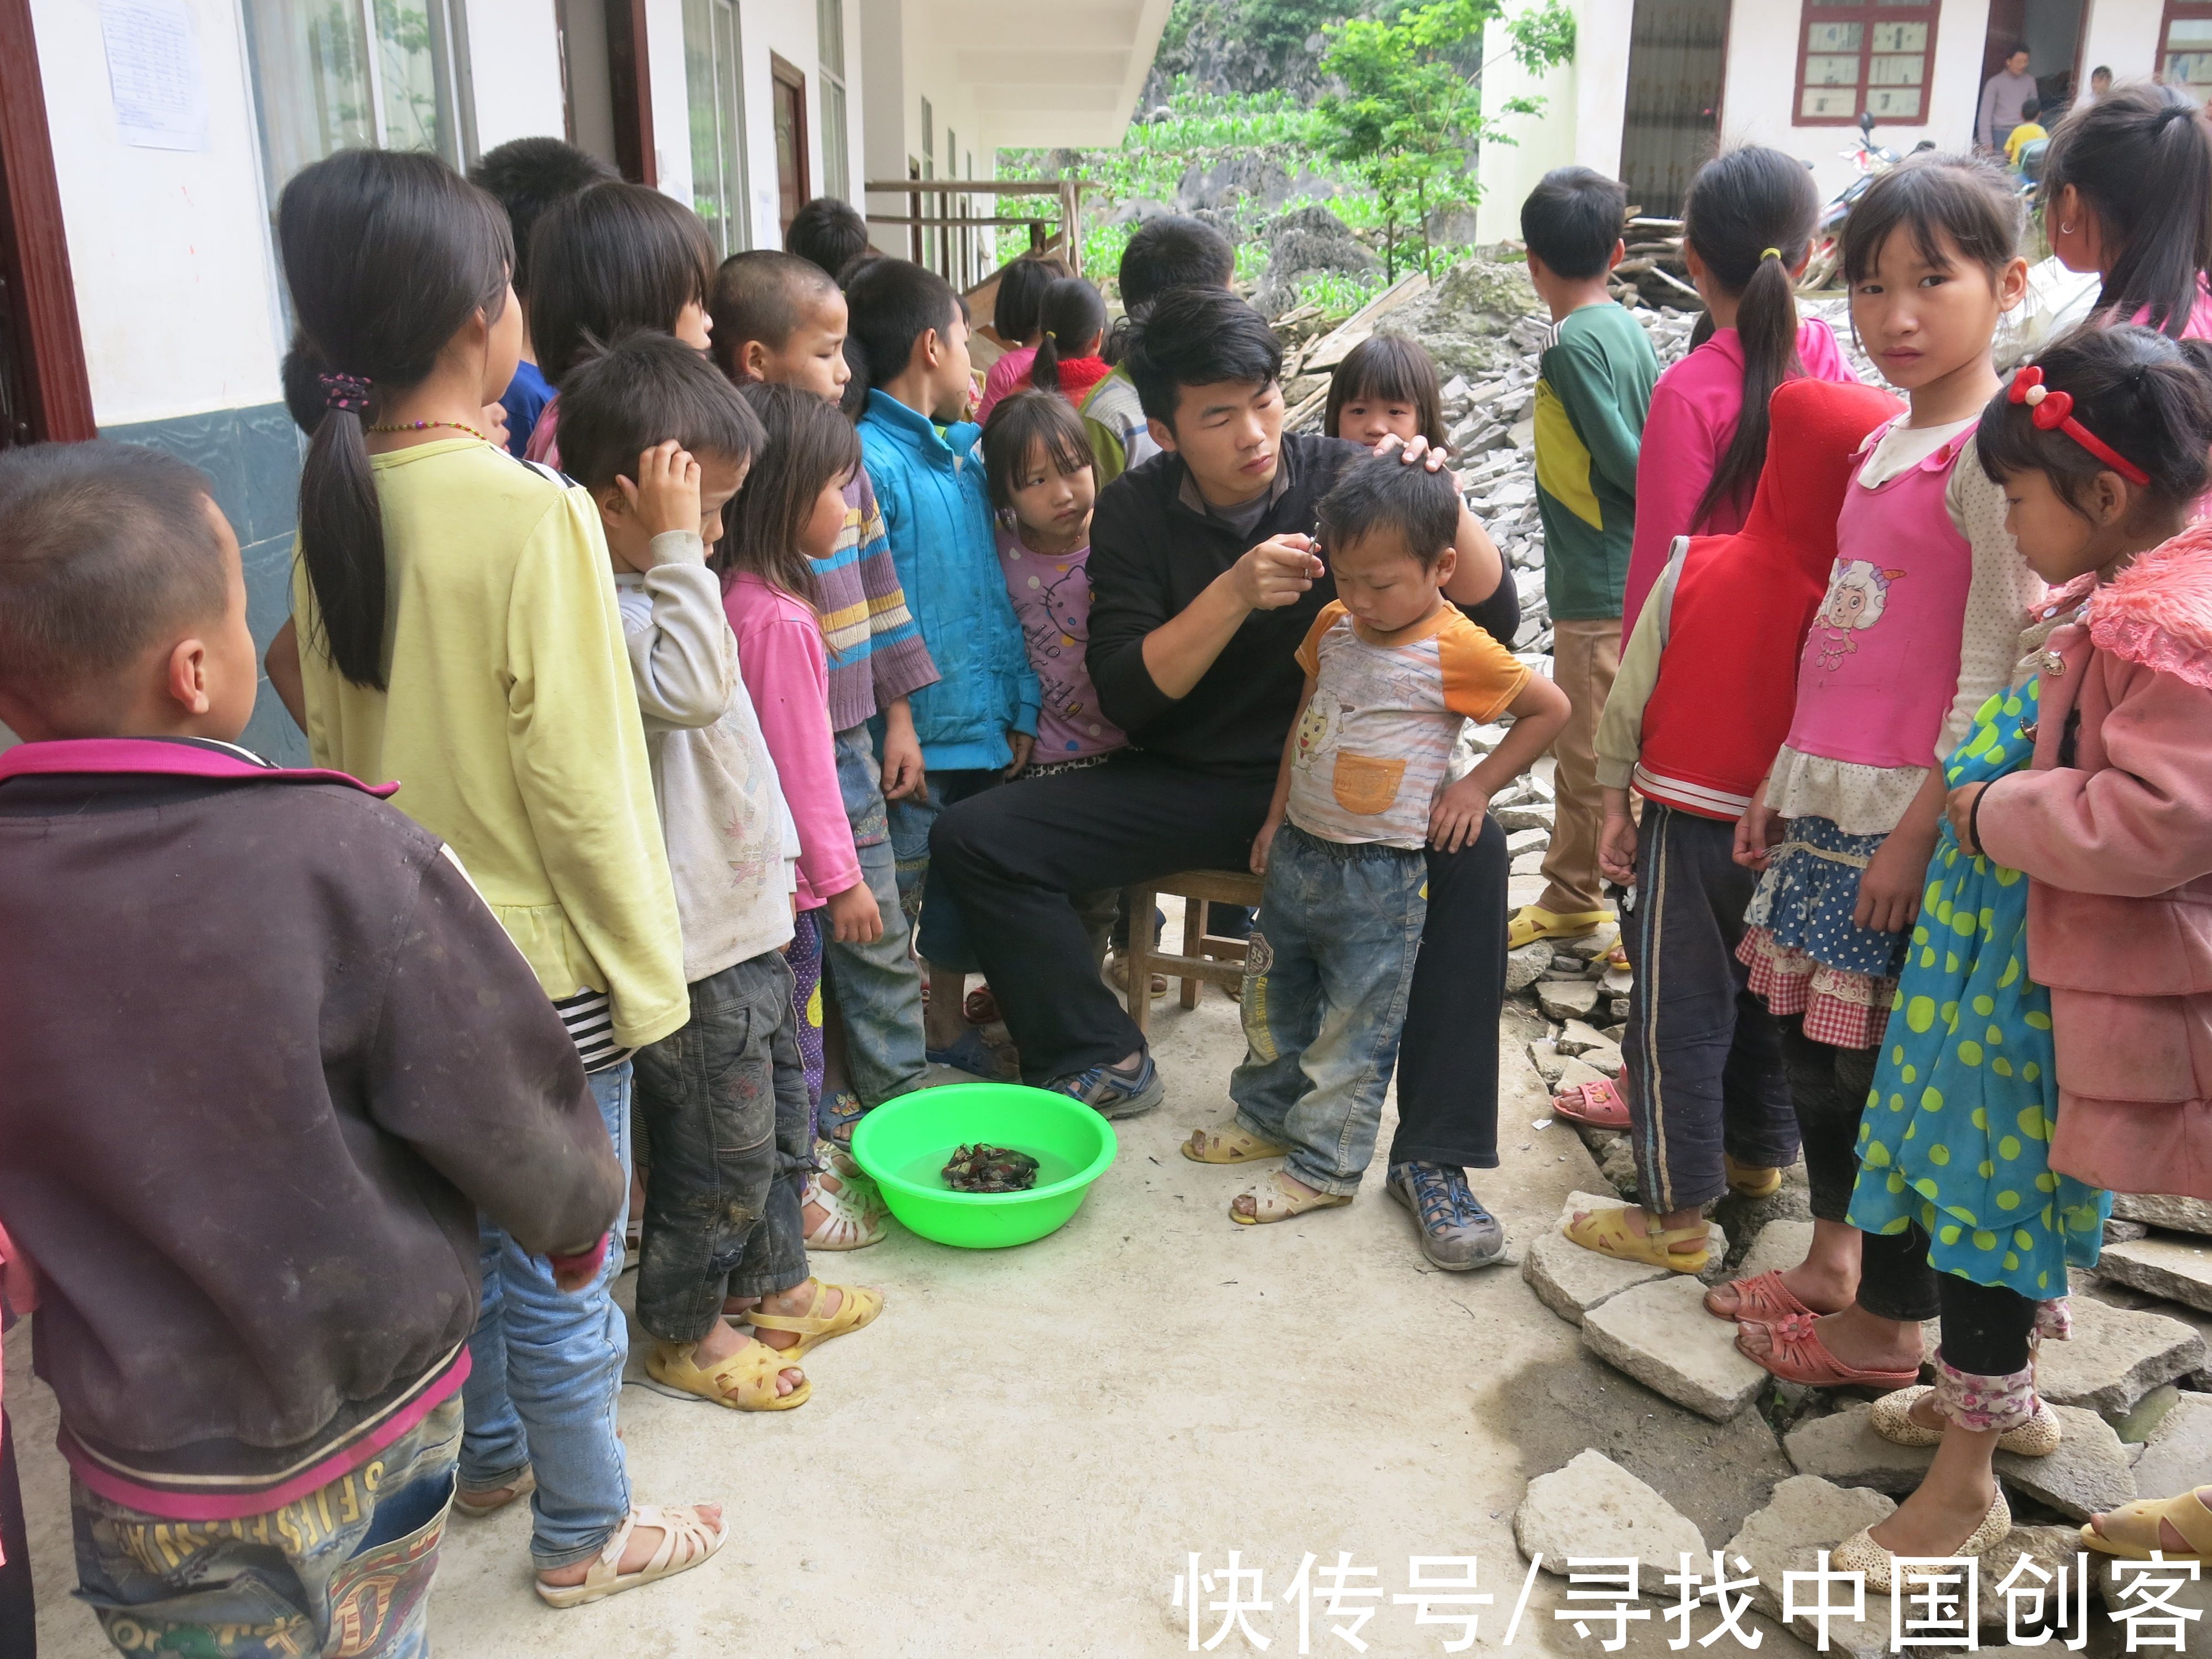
top-left (33, 0), bottom-right (283, 425)
top-left (1474, 0), bottom-right (1634, 244)
top-left (644, 0), bottom-right (691, 205)
top-left (2079, 0), bottom-right (2168, 84)
top-left (468, 0), bottom-right (568, 154)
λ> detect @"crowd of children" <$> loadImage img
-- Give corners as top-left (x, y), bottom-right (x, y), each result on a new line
top-left (4, 71), bottom-right (2212, 1656)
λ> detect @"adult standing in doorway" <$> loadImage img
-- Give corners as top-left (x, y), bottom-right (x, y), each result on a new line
top-left (931, 288), bottom-right (1526, 1270)
top-left (1976, 46), bottom-right (2038, 155)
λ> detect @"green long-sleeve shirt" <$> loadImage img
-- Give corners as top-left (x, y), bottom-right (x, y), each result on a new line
top-left (1533, 301), bottom-right (1659, 621)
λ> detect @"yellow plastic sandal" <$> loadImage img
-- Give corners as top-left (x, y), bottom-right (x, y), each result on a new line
top-left (740, 1278), bottom-right (884, 1358)
top-left (1562, 1205), bottom-right (1710, 1273)
top-left (1724, 1155), bottom-right (1783, 1199)
top-left (645, 1339), bottom-right (810, 1411)
top-left (1229, 1171), bottom-right (1353, 1225)
top-left (2081, 1489), bottom-right (2212, 1565)
top-left (1182, 1126), bottom-right (1288, 1164)
top-left (1507, 905), bottom-right (1613, 951)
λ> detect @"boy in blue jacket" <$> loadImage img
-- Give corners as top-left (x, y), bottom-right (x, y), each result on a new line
top-left (849, 258), bottom-right (1039, 1071)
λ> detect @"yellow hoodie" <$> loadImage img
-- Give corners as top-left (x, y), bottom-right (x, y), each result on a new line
top-left (294, 440), bottom-right (686, 1050)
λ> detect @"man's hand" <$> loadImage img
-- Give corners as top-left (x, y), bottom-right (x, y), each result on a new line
top-left (825, 879), bottom-right (883, 944)
top-left (618, 440), bottom-right (703, 550)
top-left (1004, 731), bottom-right (1035, 779)
top-left (1428, 776), bottom-right (1490, 853)
top-left (1946, 782), bottom-right (1989, 856)
top-left (1228, 534), bottom-right (1324, 612)
top-left (1250, 814), bottom-right (1284, 875)
top-left (1598, 810), bottom-right (1639, 887)
top-left (1853, 821), bottom-right (1935, 934)
top-left (1732, 795), bottom-right (1784, 871)
top-left (880, 698), bottom-right (925, 801)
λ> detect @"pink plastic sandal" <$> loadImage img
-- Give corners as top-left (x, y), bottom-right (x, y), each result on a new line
top-left (1553, 1077), bottom-right (1630, 1129)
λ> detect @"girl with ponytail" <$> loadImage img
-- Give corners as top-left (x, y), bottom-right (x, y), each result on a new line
top-left (1620, 146), bottom-right (1861, 635)
top-left (276, 148), bottom-right (724, 1606)
top-left (1025, 276), bottom-right (1111, 405)
top-left (2043, 81), bottom-right (2212, 341)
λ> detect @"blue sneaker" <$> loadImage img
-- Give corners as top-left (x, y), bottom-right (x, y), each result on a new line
top-left (1387, 1161), bottom-right (1505, 1270)
top-left (1048, 1051), bottom-right (1165, 1119)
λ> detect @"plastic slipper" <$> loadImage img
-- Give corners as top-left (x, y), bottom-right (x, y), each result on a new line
top-left (1563, 1205), bottom-right (1709, 1272)
top-left (1706, 1269), bottom-right (1814, 1327)
top-left (643, 1340), bottom-right (810, 1411)
top-left (1107, 956), bottom-right (1168, 998)
top-left (1724, 1154), bottom-right (1783, 1199)
top-left (1507, 905), bottom-right (1611, 952)
top-left (1872, 1385), bottom-right (2062, 1456)
top-left (1182, 1126), bottom-right (1288, 1164)
top-left (740, 1277), bottom-right (883, 1358)
top-left (1553, 1078), bottom-right (1630, 1129)
top-left (2081, 1489), bottom-right (2212, 1564)
top-left (1602, 941), bottom-right (1631, 972)
top-left (1229, 1171), bottom-right (1352, 1225)
top-left (963, 985), bottom-right (1000, 1025)
top-left (535, 1504), bottom-right (729, 1608)
top-left (801, 1175), bottom-right (886, 1251)
top-left (926, 1027), bottom-right (1017, 1081)
top-left (454, 1466), bottom-right (534, 1519)
top-left (1741, 1311), bottom-right (1922, 1389)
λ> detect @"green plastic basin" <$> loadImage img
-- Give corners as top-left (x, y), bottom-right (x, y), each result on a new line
top-left (848, 1082), bottom-right (1117, 1249)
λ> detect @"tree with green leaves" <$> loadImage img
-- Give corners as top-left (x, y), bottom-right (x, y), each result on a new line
top-left (1312, 0), bottom-right (1576, 280)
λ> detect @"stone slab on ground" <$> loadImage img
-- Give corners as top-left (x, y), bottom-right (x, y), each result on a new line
top-left (1527, 1040), bottom-right (1567, 1087)
top-left (2112, 1192), bottom-right (2212, 1237)
top-left (1785, 1402), bottom-right (2137, 1521)
top-left (2033, 1292), bottom-right (2205, 1416)
top-left (1582, 1274), bottom-right (1768, 1421)
top-left (1720, 1474), bottom-right (1899, 1659)
top-left (1514, 1448), bottom-right (1705, 1593)
top-left (2132, 1388), bottom-right (2212, 1499)
top-left (1523, 1191), bottom-right (1673, 1324)
top-left (1735, 1219), bottom-right (1817, 1284)
top-left (1536, 978), bottom-right (1601, 1020)
top-left (1555, 1019), bottom-right (1608, 1056)
top-left (2099, 1234), bottom-right (2212, 1313)
top-left (1505, 941), bottom-right (1553, 993)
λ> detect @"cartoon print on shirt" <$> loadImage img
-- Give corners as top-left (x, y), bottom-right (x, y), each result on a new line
top-left (1293, 687), bottom-right (1342, 774)
top-left (1810, 559), bottom-right (1906, 671)
top-left (1018, 556), bottom-right (1103, 749)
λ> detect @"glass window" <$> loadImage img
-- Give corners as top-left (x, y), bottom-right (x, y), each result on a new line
top-left (817, 0), bottom-right (848, 201)
top-left (241, 0), bottom-right (473, 197)
top-left (1794, 2), bottom-right (1938, 126)
top-left (2165, 6), bottom-right (2212, 104)
top-left (684, 0), bottom-right (751, 257)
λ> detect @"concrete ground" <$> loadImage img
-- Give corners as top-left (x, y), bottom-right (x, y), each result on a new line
top-left (8, 911), bottom-right (1822, 1658)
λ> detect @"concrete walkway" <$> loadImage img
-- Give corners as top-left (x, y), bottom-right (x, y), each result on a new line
top-left (8, 958), bottom-right (1817, 1656)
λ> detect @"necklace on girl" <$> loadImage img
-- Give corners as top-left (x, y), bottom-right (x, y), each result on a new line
top-left (366, 418), bottom-right (494, 444)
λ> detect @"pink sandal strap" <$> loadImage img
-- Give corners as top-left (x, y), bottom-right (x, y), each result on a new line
top-left (1749, 1312), bottom-right (1922, 1389)
top-left (1719, 1270), bottom-right (1815, 1328)
top-left (1553, 1078), bottom-right (1630, 1128)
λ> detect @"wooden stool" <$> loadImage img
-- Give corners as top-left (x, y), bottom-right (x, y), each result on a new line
top-left (1120, 869), bottom-right (1265, 1035)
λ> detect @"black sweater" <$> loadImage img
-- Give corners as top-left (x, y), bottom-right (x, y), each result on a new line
top-left (1085, 434), bottom-right (1521, 779)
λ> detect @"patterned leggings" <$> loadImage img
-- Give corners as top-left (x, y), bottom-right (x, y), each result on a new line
top-left (790, 909), bottom-right (825, 1136)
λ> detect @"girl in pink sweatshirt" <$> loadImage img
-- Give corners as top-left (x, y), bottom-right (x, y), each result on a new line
top-left (719, 384), bottom-right (888, 1249)
top-left (1622, 147), bottom-right (1860, 637)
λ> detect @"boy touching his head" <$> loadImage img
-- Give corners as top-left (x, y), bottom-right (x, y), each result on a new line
top-left (0, 441), bottom-right (620, 1652)
top-left (712, 249), bottom-right (941, 1155)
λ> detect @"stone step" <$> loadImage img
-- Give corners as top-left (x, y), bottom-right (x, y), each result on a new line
top-left (1581, 1274), bottom-right (1768, 1422)
top-left (1785, 1401), bottom-right (2136, 1522)
top-left (2098, 1234), bottom-right (2212, 1314)
top-left (2030, 1292), bottom-right (2205, 1418)
top-left (1521, 1191), bottom-right (1677, 1325)
top-left (2111, 1192), bottom-right (2212, 1238)
top-left (1513, 1448), bottom-right (1705, 1593)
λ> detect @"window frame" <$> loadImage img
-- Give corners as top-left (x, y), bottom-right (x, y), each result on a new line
top-left (681, 0), bottom-right (752, 258)
top-left (770, 50), bottom-right (810, 239)
top-left (2159, 1), bottom-right (2212, 103)
top-left (1793, 0), bottom-right (1940, 129)
top-left (816, 0), bottom-right (849, 201)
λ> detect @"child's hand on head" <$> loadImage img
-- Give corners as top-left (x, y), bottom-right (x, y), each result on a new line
top-left (1429, 775), bottom-right (1490, 853)
top-left (1004, 731), bottom-right (1035, 780)
top-left (1378, 434), bottom-right (1452, 474)
top-left (618, 441), bottom-right (703, 555)
top-left (825, 879), bottom-right (883, 945)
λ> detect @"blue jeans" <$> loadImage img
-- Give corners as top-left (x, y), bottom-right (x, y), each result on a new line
top-left (73, 1397), bottom-right (461, 1657)
top-left (461, 1063), bottom-right (630, 1570)
top-left (888, 766), bottom-right (1001, 972)
top-left (1230, 824), bottom-right (1427, 1195)
top-left (822, 724), bottom-right (929, 1112)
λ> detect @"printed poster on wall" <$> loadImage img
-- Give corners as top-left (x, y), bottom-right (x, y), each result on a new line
top-left (100, 0), bottom-right (208, 151)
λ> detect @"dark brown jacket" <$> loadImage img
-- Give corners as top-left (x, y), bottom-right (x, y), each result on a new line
top-left (0, 738), bottom-right (622, 1506)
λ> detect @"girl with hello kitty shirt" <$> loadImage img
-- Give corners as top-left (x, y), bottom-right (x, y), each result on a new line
top-left (1709, 156), bottom-right (2048, 1386)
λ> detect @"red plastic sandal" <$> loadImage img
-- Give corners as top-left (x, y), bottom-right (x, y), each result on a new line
top-left (1553, 1077), bottom-right (1630, 1129)
top-left (1707, 1269), bottom-right (1815, 1327)
top-left (1741, 1312), bottom-right (1921, 1389)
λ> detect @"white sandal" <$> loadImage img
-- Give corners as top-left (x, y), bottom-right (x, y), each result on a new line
top-left (802, 1173), bottom-right (886, 1251)
top-left (534, 1503), bottom-right (728, 1608)
top-left (1230, 1170), bottom-right (1353, 1225)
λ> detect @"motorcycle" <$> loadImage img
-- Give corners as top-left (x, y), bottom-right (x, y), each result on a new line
top-left (1799, 111), bottom-right (1935, 291)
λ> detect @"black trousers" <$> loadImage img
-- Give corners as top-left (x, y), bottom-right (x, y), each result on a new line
top-left (0, 1413), bottom-right (32, 1658)
top-left (1857, 1224), bottom-right (2038, 1375)
top-left (1780, 1016), bottom-right (1881, 1223)
top-left (931, 750), bottom-right (1509, 1168)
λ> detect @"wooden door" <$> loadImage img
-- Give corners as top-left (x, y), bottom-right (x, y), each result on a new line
top-left (771, 54), bottom-right (808, 238)
top-left (1618, 0), bottom-right (1730, 221)
top-left (0, 0), bottom-right (93, 445)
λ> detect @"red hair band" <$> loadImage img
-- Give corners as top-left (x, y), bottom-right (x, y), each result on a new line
top-left (2007, 366), bottom-right (2151, 486)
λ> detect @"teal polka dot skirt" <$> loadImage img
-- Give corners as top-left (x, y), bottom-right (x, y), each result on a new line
top-left (1846, 679), bottom-right (2111, 1297)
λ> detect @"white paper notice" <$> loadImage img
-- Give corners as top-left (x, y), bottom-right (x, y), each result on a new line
top-left (101, 0), bottom-right (208, 151)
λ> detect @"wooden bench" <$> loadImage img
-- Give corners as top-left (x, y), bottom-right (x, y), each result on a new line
top-left (1120, 869), bottom-right (1265, 1035)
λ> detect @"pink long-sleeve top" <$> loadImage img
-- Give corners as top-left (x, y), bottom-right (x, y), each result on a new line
top-left (722, 571), bottom-right (860, 911)
top-left (1621, 318), bottom-right (1858, 638)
